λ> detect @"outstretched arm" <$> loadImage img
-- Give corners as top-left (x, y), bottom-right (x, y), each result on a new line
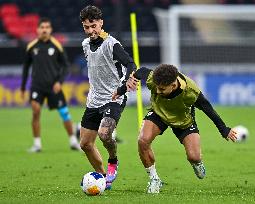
top-left (113, 43), bottom-right (136, 81)
top-left (112, 67), bottom-right (152, 100)
top-left (194, 92), bottom-right (237, 142)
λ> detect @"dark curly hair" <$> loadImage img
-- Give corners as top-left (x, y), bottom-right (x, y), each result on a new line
top-left (152, 64), bottom-right (179, 86)
top-left (80, 5), bottom-right (103, 22)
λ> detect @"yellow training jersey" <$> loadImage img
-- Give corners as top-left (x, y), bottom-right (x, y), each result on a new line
top-left (146, 72), bottom-right (201, 129)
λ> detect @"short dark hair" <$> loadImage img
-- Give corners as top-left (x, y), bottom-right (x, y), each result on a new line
top-left (80, 5), bottom-right (103, 22)
top-left (38, 17), bottom-right (52, 27)
top-left (152, 64), bottom-right (179, 86)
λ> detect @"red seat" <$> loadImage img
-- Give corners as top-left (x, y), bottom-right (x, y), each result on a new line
top-left (22, 14), bottom-right (39, 34)
top-left (2, 15), bottom-right (20, 28)
top-left (0, 4), bottom-right (40, 40)
top-left (2, 15), bottom-right (25, 39)
top-left (0, 4), bottom-right (19, 18)
top-left (6, 23), bottom-right (26, 39)
top-left (22, 14), bottom-right (39, 26)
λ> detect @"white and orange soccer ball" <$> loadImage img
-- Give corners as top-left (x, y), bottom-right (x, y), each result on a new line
top-left (233, 125), bottom-right (249, 142)
top-left (80, 172), bottom-right (106, 196)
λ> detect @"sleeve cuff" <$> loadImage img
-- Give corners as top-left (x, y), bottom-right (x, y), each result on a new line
top-left (117, 85), bottom-right (127, 96)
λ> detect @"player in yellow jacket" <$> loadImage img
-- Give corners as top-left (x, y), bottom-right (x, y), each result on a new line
top-left (113, 64), bottom-right (237, 194)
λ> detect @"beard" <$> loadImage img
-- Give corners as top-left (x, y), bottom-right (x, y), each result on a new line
top-left (88, 32), bottom-right (98, 40)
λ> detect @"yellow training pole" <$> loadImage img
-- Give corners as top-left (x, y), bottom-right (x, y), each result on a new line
top-left (130, 13), bottom-right (143, 130)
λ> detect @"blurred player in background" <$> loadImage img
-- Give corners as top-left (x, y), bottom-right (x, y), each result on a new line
top-left (113, 64), bottom-right (237, 194)
top-left (20, 18), bottom-right (80, 153)
top-left (79, 5), bottom-right (136, 190)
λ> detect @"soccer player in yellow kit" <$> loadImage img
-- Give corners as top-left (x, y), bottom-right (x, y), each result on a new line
top-left (113, 64), bottom-right (237, 194)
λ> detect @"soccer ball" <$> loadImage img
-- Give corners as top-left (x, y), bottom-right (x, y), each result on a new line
top-left (80, 172), bottom-right (106, 196)
top-left (233, 125), bottom-right (249, 142)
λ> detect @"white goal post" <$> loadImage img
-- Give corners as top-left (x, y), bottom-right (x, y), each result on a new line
top-left (154, 5), bottom-right (255, 74)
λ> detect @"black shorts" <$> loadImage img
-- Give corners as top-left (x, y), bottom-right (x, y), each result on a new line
top-left (81, 102), bottom-right (126, 131)
top-left (30, 88), bottom-right (67, 110)
top-left (144, 109), bottom-right (199, 143)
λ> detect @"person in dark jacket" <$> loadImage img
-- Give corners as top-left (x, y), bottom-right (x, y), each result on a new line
top-left (21, 18), bottom-right (80, 152)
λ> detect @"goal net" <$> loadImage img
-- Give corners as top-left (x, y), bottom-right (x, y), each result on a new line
top-left (154, 5), bottom-right (255, 74)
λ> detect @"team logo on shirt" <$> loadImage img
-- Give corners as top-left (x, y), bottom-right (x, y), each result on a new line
top-left (146, 111), bottom-right (153, 117)
top-left (189, 125), bottom-right (196, 131)
top-left (48, 48), bottom-right (55, 56)
top-left (33, 48), bottom-right (39, 55)
top-left (105, 109), bottom-right (111, 115)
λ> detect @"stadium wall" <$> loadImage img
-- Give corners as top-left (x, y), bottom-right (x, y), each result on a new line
top-left (0, 46), bottom-right (160, 65)
top-left (1, 73), bottom-right (255, 106)
top-left (0, 76), bottom-right (152, 107)
top-left (205, 74), bottom-right (255, 105)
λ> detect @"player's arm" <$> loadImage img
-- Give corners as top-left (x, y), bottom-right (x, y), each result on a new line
top-left (20, 49), bottom-right (32, 92)
top-left (194, 92), bottom-right (237, 141)
top-left (113, 43), bottom-right (136, 81)
top-left (112, 67), bottom-right (152, 100)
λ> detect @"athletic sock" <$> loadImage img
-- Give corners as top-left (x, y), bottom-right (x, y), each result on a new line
top-left (145, 164), bottom-right (159, 180)
top-left (34, 137), bottom-right (41, 147)
top-left (108, 157), bottom-right (118, 164)
top-left (69, 135), bottom-right (78, 145)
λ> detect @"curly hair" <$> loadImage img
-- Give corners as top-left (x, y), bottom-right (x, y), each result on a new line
top-left (152, 64), bottom-right (179, 86)
top-left (79, 5), bottom-right (103, 22)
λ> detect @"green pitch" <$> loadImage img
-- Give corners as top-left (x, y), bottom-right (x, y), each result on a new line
top-left (0, 106), bottom-right (254, 204)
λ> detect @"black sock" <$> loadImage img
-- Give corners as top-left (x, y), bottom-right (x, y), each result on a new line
top-left (108, 157), bottom-right (118, 164)
top-left (103, 173), bottom-right (106, 177)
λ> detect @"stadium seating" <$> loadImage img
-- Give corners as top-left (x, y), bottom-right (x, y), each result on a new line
top-left (1, 0), bottom-right (254, 38)
top-left (0, 3), bottom-right (19, 18)
top-left (0, 2), bottom-right (39, 39)
top-left (0, 0), bottom-right (179, 37)
top-left (0, 0), bottom-right (255, 39)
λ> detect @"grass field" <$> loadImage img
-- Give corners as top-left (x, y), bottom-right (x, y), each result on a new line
top-left (0, 106), bottom-right (255, 204)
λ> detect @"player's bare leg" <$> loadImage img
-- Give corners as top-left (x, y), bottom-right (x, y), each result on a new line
top-left (182, 133), bottom-right (206, 179)
top-left (63, 120), bottom-right (74, 136)
top-left (57, 106), bottom-right (80, 150)
top-left (138, 120), bottom-right (161, 168)
top-left (80, 127), bottom-right (105, 174)
top-left (28, 100), bottom-right (42, 152)
top-left (98, 117), bottom-right (117, 188)
top-left (98, 117), bottom-right (117, 158)
top-left (98, 117), bottom-right (118, 189)
top-left (63, 120), bottom-right (80, 150)
top-left (138, 120), bottom-right (163, 193)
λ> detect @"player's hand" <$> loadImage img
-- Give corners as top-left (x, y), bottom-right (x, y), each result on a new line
top-left (226, 128), bottom-right (237, 142)
top-left (126, 75), bottom-right (139, 92)
top-left (53, 82), bottom-right (61, 93)
top-left (112, 91), bottom-right (120, 101)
